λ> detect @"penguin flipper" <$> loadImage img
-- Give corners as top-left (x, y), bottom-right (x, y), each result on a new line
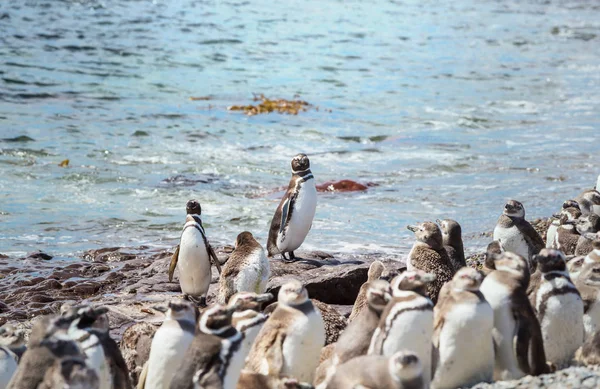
top-left (207, 244), bottom-right (222, 274)
top-left (136, 361), bottom-right (149, 389)
top-left (266, 331), bottom-right (286, 376)
top-left (513, 308), bottom-right (531, 375)
top-left (169, 245), bottom-right (179, 282)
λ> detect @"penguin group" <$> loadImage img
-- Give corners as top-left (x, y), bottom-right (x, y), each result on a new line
top-left (2, 154), bottom-right (600, 389)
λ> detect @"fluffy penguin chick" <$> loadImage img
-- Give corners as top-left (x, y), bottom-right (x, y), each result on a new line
top-left (482, 240), bottom-right (504, 276)
top-left (436, 219), bottom-right (466, 272)
top-left (493, 200), bottom-right (544, 268)
top-left (528, 249), bottom-right (584, 368)
top-left (138, 301), bottom-right (196, 389)
top-left (267, 154), bottom-right (317, 262)
top-left (218, 232), bottom-right (270, 305)
top-left (169, 303), bottom-right (243, 389)
top-left (432, 268), bottom-right (494, 389)
top-left (326, 350), bottom-right (425, 389)
top-left (406, 222), bottom-right (454, 303)
top-left (574, 247), bottom-right (600, 339)
top-left (575, 329), bottom-right (600, 366)
top-left (546, 201), bottom-right (581, 249)
top-left (349, 260), bottom-right (385, 322)
top-left (480, 252), bottom-right (549, 381)
top-left (315, 280), bottom-right (392, 389)
top-left (38, 356), bottom-right (100, 389)
top-left (169, 199), bottom-right (221, 306)
top-left (245, 279), bottom-right (325, 383)
top-left (369, 271), bottom-right (435, 387)
top-left (551, 214), bottom-right (580, 255)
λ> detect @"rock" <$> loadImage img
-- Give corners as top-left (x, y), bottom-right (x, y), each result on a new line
top-left (120, 321), bottom-right (159, 385)
top-left (316, 180), bottom-right (369, 193)
top-left (25, 251), bottom-right (53, 260)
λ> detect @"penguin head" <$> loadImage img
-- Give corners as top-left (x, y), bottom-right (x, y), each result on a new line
top-left (577, 214), bottom-right (600, 234)
top-left (532, 249), bottom-right (566, 274)
top-left (562, 199), bottom-right (581, 211)
top-left (60, 305), bottom-right (109, 332)
top-left (278, 279), bottom-right (309, 306)
top-left (291, 153), bottom-right (310, 173)
top-left (228, 292), bottom-right (273, 312)
top-left (484, 240), bottom-right (504, 271)
top-left (0, 323), bottom-right (25, 348)
top-left (366, 280), bottom-right (392, 311)
top-left (367, 260), bottom-right (385, 281)
top-left (389, 350), bottom-right (422, 382)
top-left (452, 267), bottom-right (483, 291)
top-left (563, 206), bottom-right (582, 221)
top-left (503, 200), bottom-right (525, 218)
top-left (567, 256), bottom-right (585, 277)
top-left (491, 252), bottom-right (529, 278)
top-left (435, 218), bottom-right (462, 241)
top-left (235, 231), bottom-right (257, 248)
top-left (391, 270), bottom-right (436, 296)
top-left (198, 303), bottom-right (236, 335)
top-left (186, 199), bottom-right (202, 215)
top-left (406, 222), bottom-right (443, 248)
top-left (155, 300), bottom-right (196, 323)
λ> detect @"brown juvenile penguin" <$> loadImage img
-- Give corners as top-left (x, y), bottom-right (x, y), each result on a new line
top-left (348, 260), bottom-right (385, 322)
top-left (406, 222), bottom-right (454, 303)
top-left (436, 219), bottom-right (466, 272)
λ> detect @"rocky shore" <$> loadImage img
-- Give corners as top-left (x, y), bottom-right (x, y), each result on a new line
top-left (1, 216), bottom-right (597, 388)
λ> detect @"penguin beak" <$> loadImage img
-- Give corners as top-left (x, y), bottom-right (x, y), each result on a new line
top-left (552, 213), bottom-right (561, 219)
top-left (255, 293), bottom-right (274, 303)
top-left (153, 305), bottom-right (169, 313)
top-left (435, 219), bottom-right (442, 225)
top-left (407, 225), bottom-right (418, 233)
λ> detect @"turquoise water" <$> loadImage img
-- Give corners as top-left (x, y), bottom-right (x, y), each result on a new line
top-left (0, 0), bottom-right (599, 259)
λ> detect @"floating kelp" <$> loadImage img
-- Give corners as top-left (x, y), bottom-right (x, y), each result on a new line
top-left (228, 94), bottom-right (312, 116)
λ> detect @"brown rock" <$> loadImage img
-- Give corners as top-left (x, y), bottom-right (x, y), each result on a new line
top-left (120, 322), bottom-right (159, 385)
top-left (316, 180), bottom-right (369, 193)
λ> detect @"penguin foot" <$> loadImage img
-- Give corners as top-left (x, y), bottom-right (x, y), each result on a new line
top-left (185, 295), bottom-right (207, 307)
top-left (281, 252), bottom-right (295, 263)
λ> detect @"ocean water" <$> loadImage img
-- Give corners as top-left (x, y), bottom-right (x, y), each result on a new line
top-left (0, 0), bottom-right (599, 260)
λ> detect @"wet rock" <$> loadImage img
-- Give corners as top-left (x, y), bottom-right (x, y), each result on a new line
top-left (159, 174), bottom-right (218, 187)
top-left (120, 321), bottom-right (159, 385)
top-left (24, 250), bottom-right (53, 260)
top-left (316, 180), bottom-right (369, 192)
top-left (83, 247), bottom-right (137, 262)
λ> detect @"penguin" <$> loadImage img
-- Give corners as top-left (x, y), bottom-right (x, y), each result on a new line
top-left (574, 245), bottom-right (600, 339)
top-left (267, 154), bottom-right (317, 262)
top-left (493, 200), bottom-right (545, 269)
top-left (348, 260), bottom-right (385, 322)
top-left (169, 199), bottom-right (222, 306)
top-left (573, 215), bottom-right (600, 256)
top-left (0, 324), bottom-right (26, 360)
top-left (227, 292), bottom-right (272, 366)
top-left (7, 316), bottom-right (83, 389)
top-left (54, 305), bottom-right (132, 389)
top-left (217, 232), bottom-right (270, 305)
top-left (479, 252), bottom-right (549, 380)
top-left (315, 280), bottom-right (392, 389)
top-left (431, 267), bottom-right (494, 389)
top-left (482, 240), bottom-right (504, 276)
top-left (38, 356), bottom-right (100, 389)
top-left (436, 219), bottom-right (466, 272)
top-left (551, 214), bottom-right (580, 255)
top-left (546, 200), bottom-right (582, 248)
top-left (406, 222), bottom-right (454, 303)
top-left (325, 350), bottom-right (424, 389)
top-left (138, 300), bottom-right (197, 389)
top-left (576, 231), bottom-right (600, 257)
top-left (245, 279), bottom-right (325, 383)
top-left (576, 189), bottom-right (600, 217)
top-left (0, 346), bottom-right (18, 389)
top-left (567, 255), bottom-right (586, 283)
top-left (575, 329), bottom-right (600, 366)
top-left (527, 248), bottom-right (584, 368)
top-left (169, 303), bottom-right (244, 389)
top-left (369, 271), bottom-right (435, 387)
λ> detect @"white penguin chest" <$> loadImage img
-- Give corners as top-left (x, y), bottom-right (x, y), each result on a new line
top-left (235, 249), bottom-right (270, 294)
top-left (281, 309), bottom-right (325, 382)
top-left (278, 180), bottom-right (317, 252)
top-left (493, 225), bottom-right (529, 259)
top-left (178, 227), bottom-right (212, 296)
top-left (146, 324), bottom-right (195, 389)
top-left (221, 337), bottom-right (245, 389)
top-left (76, 332), bottom-right (111, 389)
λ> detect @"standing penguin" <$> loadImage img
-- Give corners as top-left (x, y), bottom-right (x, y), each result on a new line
top-left (138, 301), bottom-right (196, 389)
top-left (169, 303), bottom-right (243, 389)
top-left (326, 350), bottom-right (425, 389)
top-left (348, 261), bottom-right (385, 322)
top-left (432, 268), bottom-right (495, 389)
top-left (551, 215), bottom-right (580, 255)
top-left (169, 199), bottom-right (222, 306)
top-left (245, 279), bottom-right (325, 383)
top-left (493, 200), bottom-right (545, 268)
top-left (218, 232), bottom-right (270, 305)
top-left (546, 200), bottom-right (581, 248)
top-left (480, 252), bottom-right (549, 380)
top-left (369, 271), bottom-right (435, 387)
top-left (406, 222), bottom-right (454, 303)
top-left (315, 280), bottom-right (392, 389)
top-left (267, 154), bottom-right (317, 262)
top-left (528, 249), bottom-right (584, 368)
top-left (436, 219), bottom-right (466, 272)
